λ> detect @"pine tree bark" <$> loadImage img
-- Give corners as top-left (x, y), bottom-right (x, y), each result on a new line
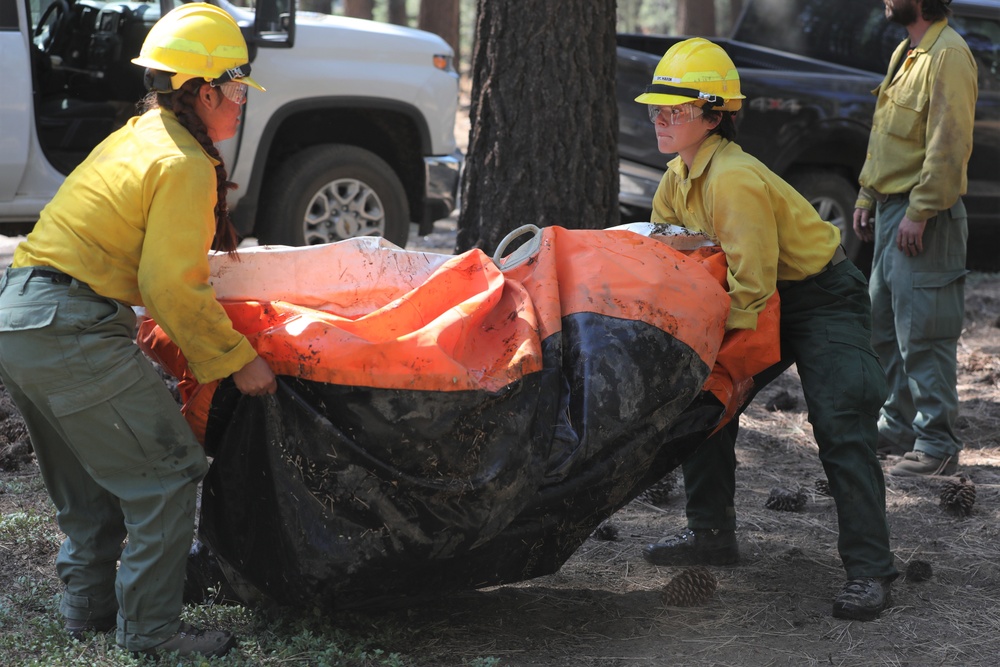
top-left (676, 0), bottom-right (716, 35)
top-left (418, 0), bottom-right (460, 63)
top-left (343, 0), bottom-right (374, 20)
top-left (387, 0), bottom-right (408, 25)
top-left (457, 0), bottom-right (619, 254)
top-left (300, 0), bottom-right (332, 13)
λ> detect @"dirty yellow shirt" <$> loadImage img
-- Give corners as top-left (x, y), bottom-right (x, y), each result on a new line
top-left (14, 108), bottom-right (257, 384)
top-left (856, 20), bottom-right (977, 222)
top-left (652, 135), bottom-right (841, 330)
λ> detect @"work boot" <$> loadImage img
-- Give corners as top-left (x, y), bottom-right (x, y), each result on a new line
top-left (136, 622), bottom-right (236, 658)
top-left (65, 614), bottom-right (116, 640)
top-left (832, 577), bottom-right (892, 621)
top-left (643, 528), bottom-right (739, 566)
top-left (889, 451), bottom-right (958, 477)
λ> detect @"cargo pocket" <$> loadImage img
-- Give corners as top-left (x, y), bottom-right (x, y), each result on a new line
top-left (910, 270), bottom-right (966, 341)
top-left (47, 357), bottom-right (178, 478)
top-left (826, 324), bottom-right (885, 415)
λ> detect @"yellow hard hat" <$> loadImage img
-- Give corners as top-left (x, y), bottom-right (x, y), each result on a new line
top-left (131, 2), bottom-right (264, 92)
top-left (634, 38), bottom-right (743, 112)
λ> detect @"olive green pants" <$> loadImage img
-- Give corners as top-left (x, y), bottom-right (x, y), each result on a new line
top-left (870, 197), bottom-right (967, 459)
top-left (0, 267), bottom-right (208, 651)
top-left (681, 260), bottom-right (897, 580)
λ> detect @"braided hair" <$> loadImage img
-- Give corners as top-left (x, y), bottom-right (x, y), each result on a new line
top-left (140, 76), bottom-right (240, 253)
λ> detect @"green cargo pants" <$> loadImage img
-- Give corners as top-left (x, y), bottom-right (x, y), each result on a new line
top-left (869, 197), bottom-right (967, 459)
top-left (681, 259), bottom-right (898, 580)
top-left (0, 267), bottom-right (208, 651)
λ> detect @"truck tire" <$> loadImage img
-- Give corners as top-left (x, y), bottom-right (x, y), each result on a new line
top-left (787, 170), bottom-right (873, 272)
top-left (258, 144), bottom-right (410, 247)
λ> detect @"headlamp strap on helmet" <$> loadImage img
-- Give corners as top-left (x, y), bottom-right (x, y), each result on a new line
top-left (643, 83), bottom-right (720, 107)
top-left (211, 64), bottom-right (252, 87)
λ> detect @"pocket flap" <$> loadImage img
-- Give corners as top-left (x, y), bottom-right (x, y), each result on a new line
top-left (826, 324), bottom-right (876, 354)
top-left (49, 357), bottom-right (145, 417)
top-left (913, 270), bottom-right (968, 290)
top-left (0, 303), bottom-right (57, 332)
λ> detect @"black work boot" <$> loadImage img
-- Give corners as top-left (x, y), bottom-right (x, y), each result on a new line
top-left (832, 577), bottom-right (892, 621)
top-left (642, 528), bottom-right (739, 566)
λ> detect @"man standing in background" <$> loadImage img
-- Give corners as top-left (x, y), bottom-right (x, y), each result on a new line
top-left (853, 0), bottom-right (977, 477)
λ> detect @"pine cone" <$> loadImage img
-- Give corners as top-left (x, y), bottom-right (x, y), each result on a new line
top-left (593, 521), bottom-right (619, 541)
top-left (905, 559), bottom-right (933, 582)
top-left (765, 487), bottom-right (807, 512)
top-left (940, 476), bottom-right (976, 516)
top-left (814, 478), bottom-right (831, 496)
top-left (661, 566), bottom-right (717, 607)
top-left (637, 470), bottom-right (678, 506)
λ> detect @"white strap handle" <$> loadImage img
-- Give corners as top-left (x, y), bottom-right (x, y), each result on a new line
top-left (492, 224), bottom-right (543, 271)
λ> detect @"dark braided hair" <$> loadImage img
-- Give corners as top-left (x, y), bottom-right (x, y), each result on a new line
top-left (140, 76), bottom-right (240, 253)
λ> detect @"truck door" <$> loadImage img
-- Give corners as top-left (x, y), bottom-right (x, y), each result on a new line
top-left (0, 0), bottom-right (31, 202)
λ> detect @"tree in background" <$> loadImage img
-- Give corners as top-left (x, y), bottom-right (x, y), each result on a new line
top-left (456, 0), bottom-right (618, 254)
top-left (387, 0), bottom-right (407, 25)
top-left (418, 0), bottom-right (460, 63)
top-left (343, 0), bottom-right (373, 19)
top-left (300, 0), bottom-right (332, 13)
top-left (677, 0), bottom-right (716, 35)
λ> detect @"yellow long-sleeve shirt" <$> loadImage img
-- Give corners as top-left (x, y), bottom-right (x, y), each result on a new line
top-left (856, 19), bottom-right (977, 222)
top-left (14, 108), bottom-right (257, 384)
top-left (652, 135), bottom-right (841, 331)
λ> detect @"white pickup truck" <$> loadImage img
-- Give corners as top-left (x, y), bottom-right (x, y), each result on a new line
top-left (0, 0), bottom-right (462, 247)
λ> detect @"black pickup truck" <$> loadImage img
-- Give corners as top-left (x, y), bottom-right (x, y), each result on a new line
top-left (616, 0), bottom-right (1000, 271)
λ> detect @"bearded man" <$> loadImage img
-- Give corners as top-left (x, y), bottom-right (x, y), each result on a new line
top-left (852, 0), bottom-right (978, 477)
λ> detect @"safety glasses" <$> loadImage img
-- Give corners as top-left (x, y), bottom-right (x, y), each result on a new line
top-left (216, 81), bottom-right (249, 105)
top-left (648, 104), bottom-right (704, 125)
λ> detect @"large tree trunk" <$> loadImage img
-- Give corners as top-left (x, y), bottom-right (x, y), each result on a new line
top-left (418, 0), bottom-right (460, 63)
top-left (387, 0), bottom-right (408, 26)
top-left (676, 0), bottom-right (716, 35)
top-left (457, 0), bottom-right (619, 254)
top-left (300, 0), bottom-right (331, 13)
top-left (343, 0), bottom-right (373, 20)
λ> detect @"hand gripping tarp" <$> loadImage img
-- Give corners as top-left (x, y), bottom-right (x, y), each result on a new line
top-left (139, 225), bottom-right (779, 610)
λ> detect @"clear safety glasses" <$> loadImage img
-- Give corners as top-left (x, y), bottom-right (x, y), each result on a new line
top-left (648, 104), bottom-right (704, 125)
top-left (215, 81), bottom-right (249, 105)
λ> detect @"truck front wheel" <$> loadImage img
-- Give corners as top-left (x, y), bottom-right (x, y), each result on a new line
top-left (787, 170), bottom-right (873, 273)
top-left (258, 145), bottom-right (410, 247)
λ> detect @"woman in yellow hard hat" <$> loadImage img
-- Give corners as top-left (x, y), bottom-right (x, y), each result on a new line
top-left (0, 3), bottom-right (274, 658)
top-left (636, 38), bottom-right (898, 621)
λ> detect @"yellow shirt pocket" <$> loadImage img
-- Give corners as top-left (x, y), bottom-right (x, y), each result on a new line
top-left (884, 85), bottom-right (928, 144)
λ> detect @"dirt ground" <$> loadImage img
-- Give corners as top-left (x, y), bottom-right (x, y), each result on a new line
top-left (0, 252), bottom-right (998, 665)
top-left (388, 270), bottom-right (1000, 667)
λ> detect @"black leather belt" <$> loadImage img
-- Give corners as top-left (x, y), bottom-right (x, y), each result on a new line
top-left (28, 267), bottom-right (75, 285)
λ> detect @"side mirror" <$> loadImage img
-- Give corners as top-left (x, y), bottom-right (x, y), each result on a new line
top-left (253, 0), bottom-right (296, 49)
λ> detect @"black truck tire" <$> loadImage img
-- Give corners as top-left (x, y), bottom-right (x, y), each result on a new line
top-left (258, 144), bottom-right (410, 248)
top-left (787, 170), bottom-right (873, 272)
